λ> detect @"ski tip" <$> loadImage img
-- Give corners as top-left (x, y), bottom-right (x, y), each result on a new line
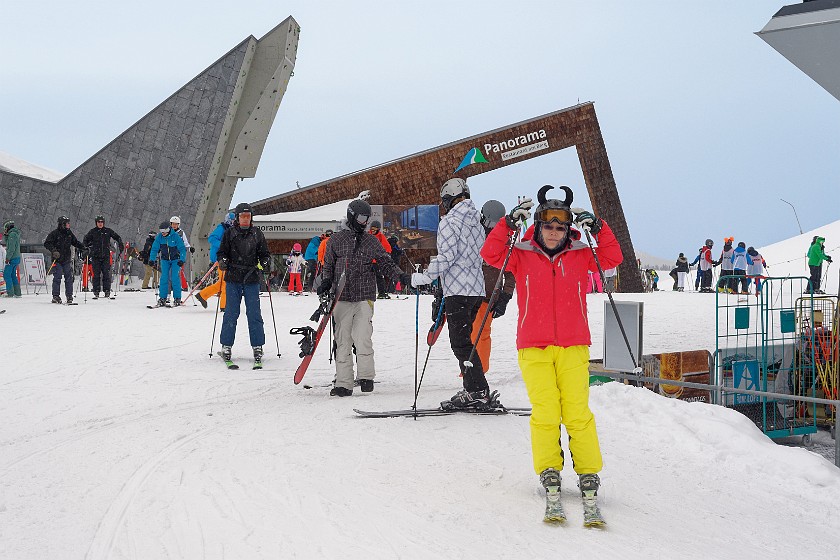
top-left (543, 517), bottom-right (567, 525)
top-left (583, 520), bottom-right (607, 529)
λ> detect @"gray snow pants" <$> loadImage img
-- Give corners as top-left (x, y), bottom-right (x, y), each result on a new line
top-left (332, 300), bottom-right (375, 390)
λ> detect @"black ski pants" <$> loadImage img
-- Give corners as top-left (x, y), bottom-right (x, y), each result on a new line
top-left (91, 256), bottom-right (112, 294)
top-left (700, 269), bottom-right (713, 291)
top-left (809, 264), bottom-right (822, 293)
top-left (444, 295), bottom-right (488, 393)
top-left (372, 262), bottom-right (387, 296)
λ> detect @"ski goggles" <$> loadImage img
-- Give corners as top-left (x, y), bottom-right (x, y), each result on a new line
top-left (535, 207), bottom-right (573, 225)
top-left (160, 227), bottom-right (169, 234)
top-left (354, 213), bottom-right (370, 226)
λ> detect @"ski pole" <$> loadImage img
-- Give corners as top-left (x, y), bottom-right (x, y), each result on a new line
top-left (573, 214), bottom-right (642, 379)
top-left (84, 253), bottom-right (89, 304)
top-left (415, 292), bottom-right (445, 405)
top-left (413, 285), bottom-right (420, 419)
top-left (209, 276), bottom-right (222, 358)
top-left (463, 228), bottom-right (519, 371)
top-left (263, 270), bottom-right (282, 358)
top-left (181, 262), bottom-right (219, 306)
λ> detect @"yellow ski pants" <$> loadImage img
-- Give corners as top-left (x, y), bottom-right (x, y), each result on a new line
top-left (518, 345), bottom-right (602, 475)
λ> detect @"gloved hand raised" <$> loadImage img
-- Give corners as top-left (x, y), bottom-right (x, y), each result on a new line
top-left (571, 207), bottom-right (602, 235)
top-left (177, 260), bottom-right (184, 267)
top-left (491, 292), bottom-right (513, 318)
top-left (411, 272), bottom-right (433, 288)
top-left (506, 198), bottom-right (533, 228)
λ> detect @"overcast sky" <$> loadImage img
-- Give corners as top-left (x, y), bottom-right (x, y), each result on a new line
top-left (2, 0), bottom-right (838, 257)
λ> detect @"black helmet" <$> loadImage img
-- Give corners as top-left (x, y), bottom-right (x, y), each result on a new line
top-left (3, 220), bottom-right (14, 232)
top-left (324, 229), bottom-right (333, 237)
top-left (234, 202), bottom-right (253, 216)
top-left (747, 246), bottom-right (757, 256)
top-left (440, 178), bottom-right (470, 211)
top-left (159, 221), bottom-right (170, 232)
top-left (347, 199), bottom-right (372, 233)
top-left (705, 239), bottom-right (714, 248)
top-left (480, 200), bottom-right (506, 230)
top-left (387, 235), bottom-right (398, 245)
top-left (369, 220), bottom-right (382, 230)
top-left (57, 215), bottom-right (70, 227)
top-left (95, 215), bottom-right (105, 223)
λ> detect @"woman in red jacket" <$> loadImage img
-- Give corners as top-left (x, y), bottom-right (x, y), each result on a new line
top-left (481, 185), bottom-right (622, 526)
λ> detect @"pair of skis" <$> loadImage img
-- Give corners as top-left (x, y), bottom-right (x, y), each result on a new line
top-left (216, 351), bottom-right (262, 370)
top-left (543, 492), bottom-right (606, 528)
top-left (292, 271), bottom-right (347, 384)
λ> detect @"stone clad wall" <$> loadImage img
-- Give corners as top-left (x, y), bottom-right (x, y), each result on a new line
top-left (0, 40), bottom-right (250, 251)
top-left (252, 103), bottom-right (643, 292)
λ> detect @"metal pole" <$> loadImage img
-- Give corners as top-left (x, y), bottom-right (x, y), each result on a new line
top-left (780, 199), bottom-right (804, 235)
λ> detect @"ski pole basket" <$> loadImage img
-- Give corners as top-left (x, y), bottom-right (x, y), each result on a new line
top-left (714, 276), bottom-right (818, 441)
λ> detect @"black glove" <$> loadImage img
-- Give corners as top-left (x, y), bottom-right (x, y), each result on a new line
top-left (573, 210), bottom-right (602, 235)
top-left (399, 272), bottom-right (412, 288)
top-left (492, 292), bottom-right (513, 318)
top-left (218, 258), bottom-right (228, 271)
top-left (51, 251), bottom-right (60, 259)
top-left (189, 247), bottom-right (195, 254)
top-left (177, 260), bottom-right (184, 267)
top-left (316, 277), bottom-right (332, 296)
top-left (149, 260), bottom-right (156, 268)
top-left (431, 291), bottom-right (443, 322)
top-left (826, 255), bottom-right (833, 263)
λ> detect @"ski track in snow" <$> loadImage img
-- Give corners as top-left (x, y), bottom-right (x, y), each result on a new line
top-left (1, 287), bottom-right (839, 559)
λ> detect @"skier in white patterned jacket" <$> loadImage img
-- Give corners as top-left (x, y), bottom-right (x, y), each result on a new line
top-left (411, 178), bottom-right (494, 409)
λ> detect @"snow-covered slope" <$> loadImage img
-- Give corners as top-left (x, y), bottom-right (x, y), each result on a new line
top-left (759, 219), bottom-right (840, 294)
top-left (0, 283), bottom-right (837, 559)
top-left (0, 150), bottom-right (65, 182)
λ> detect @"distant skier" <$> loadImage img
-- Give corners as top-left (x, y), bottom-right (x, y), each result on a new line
top-left (83, 215), bottom-right (123, 299)
top-left (216, 203), bottom-right (271, 366)
top-left (367, 220), bottom-right (392, 299)
top-left (674, 253), bottom-right (689, 292)
top-left (409, 178), bottom-right (494, 409)
top-left (196, 212), bottom-right (234, 310)
top-left (807, 236), bottom-right (832, 294)
top-left (317, 199), bottom-right (410, 396)
top-left (3, 220), bottom-right (21, 298)
top-left (286, 243), bottom-right (305, 294)
top-left (481, 184), bottom-right (621, 526)
top-left (699, 239), bottom-right (716, 293)
top-left (746, 246), bottom-right (767, 296)
top-left (44, 216), bottom-right (87, 304)
top-left (731, 241), bottom-right (749, 294)
top-left (140, 230), bottom-right (159, 289)
top-left (169, 216), bottom-right (191, 291)
top-left (717, 236), bottom-right (735, 293)
top-left (303, 232), bottom-right (325, 290)
top-left (689, 248), bottom-right (703, 290)
top-left (149, 221), bottom-right (187, 307)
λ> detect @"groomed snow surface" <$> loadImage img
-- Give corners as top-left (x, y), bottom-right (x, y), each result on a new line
top-left (1, 284), bottom-right (838, 560)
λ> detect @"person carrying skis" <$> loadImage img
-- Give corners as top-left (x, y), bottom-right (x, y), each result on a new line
top-left (83, 215), bottom-right (123, 299)
top-left (149, 221), bottom-right (186, 307)
top-left (470, 199), bottom-right (515, 375)
top-left (44, 216), bottom-right (87, 304)
top-left (3, 220), bottom-right (22, 298)
top-left (217, 203), bottom-right (271, 366)
top-left (674, 253), bottom-right (689, 292)
top-left (140, 230), bottom-right (159, 289)
top-left (699, 239), bottom-right (716, 293)
top-left (481, 184), bottom-right (621, 526)
top-left (196, 212), bottom-right (234, 310)
top-left (286, 243), bottom-right (305, 294)
top-left (410, 178), bottom-right (494, 409)
top-left (317, 199), bottom-right (410, 396)
top-left (807, 236), bottom-right (832, 294)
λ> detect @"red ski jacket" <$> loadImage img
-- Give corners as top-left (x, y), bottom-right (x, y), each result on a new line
top-left (481, 219), bottom-right (623, 350)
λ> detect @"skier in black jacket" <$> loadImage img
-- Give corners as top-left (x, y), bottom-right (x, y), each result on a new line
top-left (83, 215), bottom-right (123, 298)
top-left (44, 216), bottom-right (86, 304)
top-left (140, 231), bottom-right (158, 289)
top-left (217, 203), bottom-right (271, 366)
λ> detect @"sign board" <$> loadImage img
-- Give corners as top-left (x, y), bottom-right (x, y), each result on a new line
top-left (603, 300), bottom-right (643, 372)
top-left (21, 253), bottom-right (47, 288)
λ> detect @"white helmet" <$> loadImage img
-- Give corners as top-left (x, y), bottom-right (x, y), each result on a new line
top-left (440, 178), bottom-right (469, 211)
top-left (170, 216), bottom-right (181, 224)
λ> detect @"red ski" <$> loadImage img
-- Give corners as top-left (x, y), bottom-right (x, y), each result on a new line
top-left (292, 271), bottom-right (347, 384)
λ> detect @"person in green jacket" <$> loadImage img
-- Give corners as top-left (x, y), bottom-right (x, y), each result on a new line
top-left (3, 220), bottom-right (22, 297)
top-left (807, 236), bottom-right (832, 294)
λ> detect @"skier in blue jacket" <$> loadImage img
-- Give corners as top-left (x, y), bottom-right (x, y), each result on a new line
top-left (197, 212), bottom-right (234, 309)
top-left (149, 221), bottom-right (187, 306)
top-left (304, 232), bottom-right (326, 290)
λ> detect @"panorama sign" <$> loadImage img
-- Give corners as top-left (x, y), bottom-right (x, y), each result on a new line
top-left (484, 129), bottom-right (549, 162)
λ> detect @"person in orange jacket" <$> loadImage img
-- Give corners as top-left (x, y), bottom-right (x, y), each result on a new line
top-left (368, 220), bottom-right (392, 299)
